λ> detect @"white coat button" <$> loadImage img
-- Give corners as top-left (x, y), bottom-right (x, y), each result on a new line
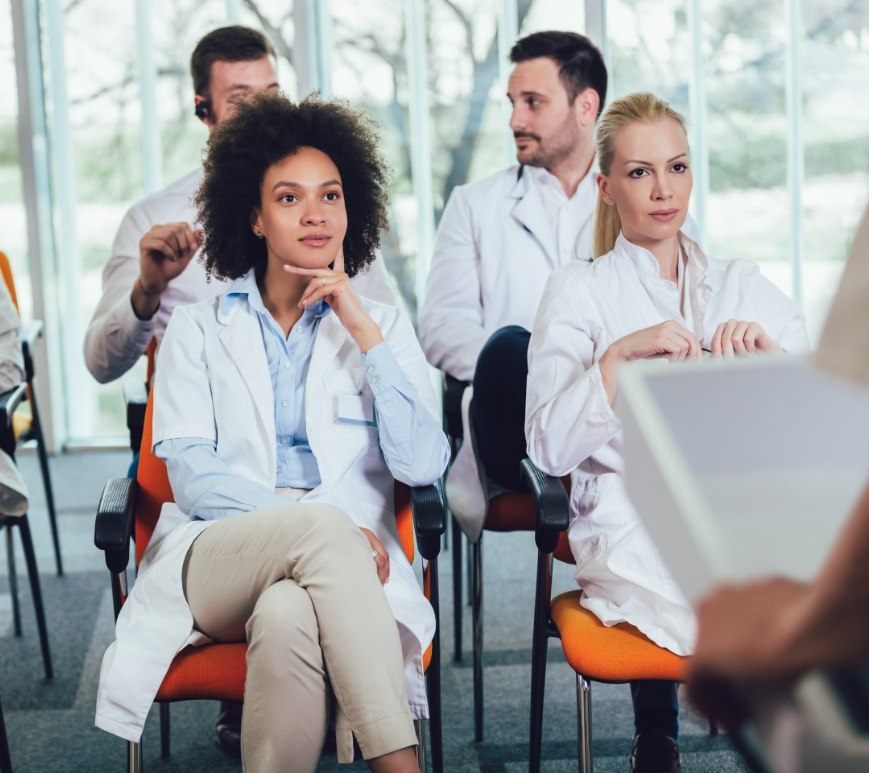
top-left (281, 400), bottom-right (288, 407)
top-left (367, 366), bottom-right (375, 374)
top-left (371, 376), bottom-right (380, 384)
top-left (284, 363), bottom-right (291, 370)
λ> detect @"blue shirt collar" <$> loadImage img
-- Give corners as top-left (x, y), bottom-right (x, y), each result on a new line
top-left (220, 269), bottom-right (331, 320)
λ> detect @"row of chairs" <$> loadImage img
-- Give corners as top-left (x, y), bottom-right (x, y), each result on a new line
top-left (444, 380), bottom-right (698, 773)
top-left (0, 252), bottom-right (64, 773)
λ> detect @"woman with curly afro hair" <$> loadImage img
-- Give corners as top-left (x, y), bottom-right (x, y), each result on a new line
top-left (98, 92), bottom-right (450, 773)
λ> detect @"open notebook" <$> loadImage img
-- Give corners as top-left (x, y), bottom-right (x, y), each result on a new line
top-left (619, 205), bottom-right (869, 603)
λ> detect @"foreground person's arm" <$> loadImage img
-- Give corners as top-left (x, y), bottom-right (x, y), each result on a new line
top-left (688, 482), bottom-right (869, 722)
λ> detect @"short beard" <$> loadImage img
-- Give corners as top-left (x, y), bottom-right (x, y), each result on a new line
top-left (518, 113), bottom-right (582, 170)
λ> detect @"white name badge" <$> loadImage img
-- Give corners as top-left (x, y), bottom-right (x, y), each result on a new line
top-left (337, 393), bottom-right (377, 427)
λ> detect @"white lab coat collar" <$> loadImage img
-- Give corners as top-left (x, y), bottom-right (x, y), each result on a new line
top-left (611, 230), bottom-right (713, 288)
top-left (508, 166), bottom-right (558, 264)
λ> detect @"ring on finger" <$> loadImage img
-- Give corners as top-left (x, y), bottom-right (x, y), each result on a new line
top-left (371, 550), bottom-right (378, 559)
top-left (321, 277), bottom-right (327, 286)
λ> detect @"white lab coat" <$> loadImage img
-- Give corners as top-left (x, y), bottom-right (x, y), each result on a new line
top-left (525, 232), bottom-right (810, 655)
top-left (84, 168), bottom-right (404, 383)
top-left (419, 164), bottom-right (598, 383)
top-left (424, 164), bottom-right (702, 538)
top-left (95, 287), bottom-right (442, 743)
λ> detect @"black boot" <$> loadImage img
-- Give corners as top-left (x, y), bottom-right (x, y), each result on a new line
top-left (215, 700), bottom-right (242, 758)
top-left (629, 732), bottom-right (681, 773)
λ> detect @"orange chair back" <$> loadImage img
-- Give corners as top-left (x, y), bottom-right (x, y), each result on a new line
top-left (0, 251), bottom-right (20, 311)
top-left (135, 389), bottom-right (416, 565)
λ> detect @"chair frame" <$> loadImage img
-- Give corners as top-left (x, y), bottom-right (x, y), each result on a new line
top-left (17, 320), bottom-right (62, 577)
top-left (96, 389), bottom-right (447, 772)
top-left (0, 382), bottom-right (52, 681)
top-left (521, 458), bottom-right (721, 773)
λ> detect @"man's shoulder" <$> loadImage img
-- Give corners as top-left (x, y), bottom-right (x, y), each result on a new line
top-left (451, 166), bottom-right (521, 204)
top-left (127, 168), bottom-right (202, 223)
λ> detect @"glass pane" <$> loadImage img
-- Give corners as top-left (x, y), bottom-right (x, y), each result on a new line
top-left (800, 0), bottom-right (869, 337)
top-left (53, 0), bottom-right (144, 438)
top-left (521, 0), bottom-right (585, 35)
top-left (704, 0), bottom-right (790, 294)
top-left (607, 0), bottom-right (691, 115)
top-left (328, 0), bottom-right (417, 309)
top-left (0, 2), bottom-right (32, 319)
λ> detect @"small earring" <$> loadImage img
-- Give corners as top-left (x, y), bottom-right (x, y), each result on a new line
top-left (255, 230), bottom-right (264, 239)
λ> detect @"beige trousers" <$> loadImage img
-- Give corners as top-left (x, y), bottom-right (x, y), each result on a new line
top-left (182, 499), bottom-right (417, 772)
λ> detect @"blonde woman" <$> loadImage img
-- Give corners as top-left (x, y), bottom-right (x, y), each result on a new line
top-left (525, 92), bottom-right (808, 772)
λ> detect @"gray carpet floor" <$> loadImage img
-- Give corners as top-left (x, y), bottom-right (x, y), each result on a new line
top-left (0, 449), bottom-right (746, 772)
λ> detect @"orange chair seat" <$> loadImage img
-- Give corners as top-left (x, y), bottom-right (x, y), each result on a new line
top-left (156, 643), bottom-right (247, 702)
top-left (154, 639), bottom-right (432, 704)
top-left (551, 591), bottom-right (686, 683)
top-left (483, 492), bottom-right (536, 532)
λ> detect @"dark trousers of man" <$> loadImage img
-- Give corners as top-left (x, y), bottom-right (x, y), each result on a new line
top-left (470, 325), bottom-right (679, 739)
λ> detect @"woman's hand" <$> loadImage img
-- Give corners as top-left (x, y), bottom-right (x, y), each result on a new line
top-left (360, 528), bottom-right (390, 584)
top-left (283, 248), bottom-right (384, 353)
top-left (599, 320), bottom-right (700, 402)
top-left (710, 320), bottom-right (781, 358)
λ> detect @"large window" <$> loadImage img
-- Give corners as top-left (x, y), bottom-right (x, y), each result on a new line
top-left (7, 0), bottom-right (868, 444)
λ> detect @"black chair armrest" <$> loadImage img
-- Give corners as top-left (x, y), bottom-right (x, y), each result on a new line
top-left (411, 481), bottom-right (446, 561)
top-left (520, 458), bottom-right (570, 554)
top-left (0, 383), bottom-right (26, 457)
top-left (94, 478), bottom-right (138, 574)
top-left (20, 320), bottom-right (42, 382)
top-left (124, 380), bottom-right (148, 454)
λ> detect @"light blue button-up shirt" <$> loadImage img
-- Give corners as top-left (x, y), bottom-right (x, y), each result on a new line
top-left (156, 274), bottom-right (449, 521)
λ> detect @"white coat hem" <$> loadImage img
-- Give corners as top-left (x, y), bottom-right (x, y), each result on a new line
top-left (94, 713), bottom-right (142, 744)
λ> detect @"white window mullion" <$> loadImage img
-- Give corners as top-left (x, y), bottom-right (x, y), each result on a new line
top-left (135, 0), bottom-right (162, 194)
top-left (498, 0), bottom-right (518, 165)
top-left (10, 0), bottom-right (63, 451)
top-left (584, 0), bottom-right (608, 66)
top-left (785, 0), bottom-right (804, 306)
top-left (45, 0), bottom-right (90, 441)
top-left (688, 0), bottom-right (709, 243)
top-left (404, 0), bottom-right (435, 309)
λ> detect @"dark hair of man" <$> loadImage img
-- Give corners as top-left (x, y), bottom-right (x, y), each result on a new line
top-left (190, 25), bottom-right (277, 96)
top-left (195, 92), bottom-right (390, 281)
top-left (509, 31), bottom-right (608, 116)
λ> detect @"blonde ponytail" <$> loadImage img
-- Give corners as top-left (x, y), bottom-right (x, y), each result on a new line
top-left (592, 92), bottom-right (688, 258)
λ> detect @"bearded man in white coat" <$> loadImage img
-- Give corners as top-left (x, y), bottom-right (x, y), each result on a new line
top-left (420, 31), bottom-right (610, 532)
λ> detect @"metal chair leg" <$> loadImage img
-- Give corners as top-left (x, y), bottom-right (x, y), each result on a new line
top-left (466, 532), bottom-right (472, 607)
top-left (414, 719), bottom-right (427, 771)
top-left (577, 674), bottom-right (593, 773)
top-left (128, 740), bottom-right (142, 773)
top-left (472, 537), bottom-right (483, 742)
top-left (529, 552), bottom-right (551, 773)
top-left (426, 560), bottom-right (443, 773)
top-left (451, 515), bottom-right (462, 662)
top-left (0, 694), bottom-right (12, 773)
top-left (160, 703), bottom-right (170, 758)
top-left (31, 409), bottom-right (63, 576)
top-left (18, 516), bottom-right (52, 679)
top-left (5, 527), bottom-right (20, 637)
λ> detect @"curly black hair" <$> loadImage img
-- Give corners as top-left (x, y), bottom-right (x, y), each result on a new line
top-left (195, 92), bottom-right (390, 280)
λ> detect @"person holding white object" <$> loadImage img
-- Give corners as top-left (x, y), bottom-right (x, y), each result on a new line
top-left (525, 91), bottom-right (809, 772)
